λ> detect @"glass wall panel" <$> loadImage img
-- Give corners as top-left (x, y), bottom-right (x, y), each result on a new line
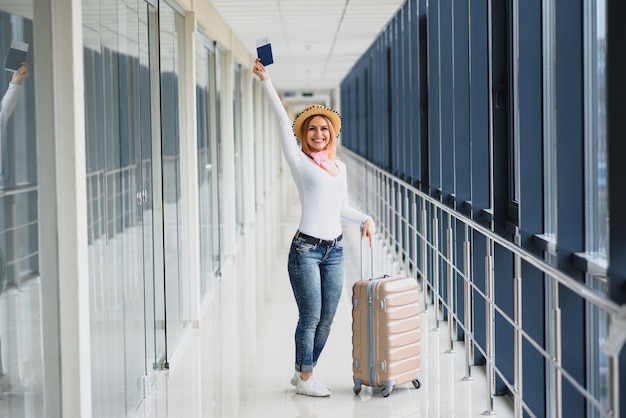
top-left (195, 34), bottom-right (220, 297)
top-left (83, 0), bottom-right (158, 416)
top-left (158, 0), bottom-right (185, 365)
top-left (215, 47), bottom-right (226, 253)
top-left (584, 1), bottom-right (609, 415)
top-left (584, 0), bottom-right (608, 259)
top-left (233, 65), bottom-right (244, 237)
top-left (0, 2), bottom-right (44, 417)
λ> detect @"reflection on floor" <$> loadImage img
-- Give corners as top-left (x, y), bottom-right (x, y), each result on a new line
top-left (0, 278), bottom-right (45, 417)
top-left (135, 176), bottom-right (514, 418)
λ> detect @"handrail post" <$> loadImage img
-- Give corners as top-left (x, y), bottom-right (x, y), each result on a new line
top-left (421, 203), bottom-right (429, 312)
top-left (433, 214), bottom-right (440, 330)
top-left (446, 214), bottom-right (455, 353)
top-left (462, 225), bottom-right (473, 381)
top-left (608, 343), bottom-right (620, 418)
top-left (412, 195), bottom-right (418, 281)
top-left (604, 307), bottom-right (626, 418)
top-left (386, 180), bottom-right (393, 273)
top-left (553, 284), bottom-right (562, 418)
top-left (396, 185), bottom-right (402, 273)
top-left (514, 253), bottom-right (523, 417)
top-left (484, 238), bottom-right (496, 415)
top-left (404, 189), bottom-right (410, 276)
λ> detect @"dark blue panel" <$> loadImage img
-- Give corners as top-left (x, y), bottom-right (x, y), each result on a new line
top-left (555, 3), bottom-right (585, 416)
top-left (607, 20), bottom-right (626, 415)
top-left (409, 0), bottom-right (421, 186)
top-left (560, 286), bottom-right (586, 416)
top-left (607, 0), bottom-right (626, 311)
top-left (472, 232), bottom-right (487, 364)
top-left (453, 0), bottom-right (470, 211)
top-left (490, 0), bottom-right (512, 236)
top-left (494, 243), bottom-right (513, 395)
top-left (390, 17), bottom-right (399, 175)
top-left (402, 2), bottom-right (412, 182)
top-left (419, 0), bottom-right (429, 192)
top-left (427, 1), bottom-right (441, 196)
top-left (522, 263), bottom-right (546, 415)
top-left (555, 1), bottom-right (584, 273)
top-left (518, 0), bottom-right (543, 250)
top-left (469, 0), bottom-right (489, 221)
top-left (439, 0), bottom-right (454, 204)
top-left (516, 4), bottom-right (546, 413)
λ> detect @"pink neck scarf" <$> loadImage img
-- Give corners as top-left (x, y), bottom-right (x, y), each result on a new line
top-left (309, 150), bottom-right (330, 166)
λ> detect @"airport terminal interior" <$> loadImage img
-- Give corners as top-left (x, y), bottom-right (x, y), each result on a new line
top-left (0, 0), bottom-right (625, 417)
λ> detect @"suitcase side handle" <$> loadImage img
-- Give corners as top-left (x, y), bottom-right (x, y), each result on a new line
top-left (360, 223), bottom-right (374, 280)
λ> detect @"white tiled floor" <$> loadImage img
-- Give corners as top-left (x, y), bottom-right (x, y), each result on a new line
top-left (135, 177), bottom-right (514, 418)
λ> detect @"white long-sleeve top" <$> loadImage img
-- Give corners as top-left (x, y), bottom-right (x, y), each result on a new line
top-left (262, 79), bottom-right (370, 240)
top-left (1, 82), bottom-right (21, 126)
top-left (0, 83), bottom-right (22, 176)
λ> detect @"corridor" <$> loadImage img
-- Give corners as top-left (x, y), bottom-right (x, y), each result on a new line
top-left (135, 174), bottom-right (514, 418)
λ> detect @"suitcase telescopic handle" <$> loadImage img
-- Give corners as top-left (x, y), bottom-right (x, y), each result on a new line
top-left (360, 224), bottom-right (374, 280)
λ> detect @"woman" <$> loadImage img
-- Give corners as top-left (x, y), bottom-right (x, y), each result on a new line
top-left (253, 58), bottom-right (375, 397)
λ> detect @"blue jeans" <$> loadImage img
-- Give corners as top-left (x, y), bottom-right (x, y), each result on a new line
top-left (288, 234), bottom-right (344, 373)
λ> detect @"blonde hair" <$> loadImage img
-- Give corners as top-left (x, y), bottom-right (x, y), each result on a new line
top-left (297, 114), bottom-right (338, 160)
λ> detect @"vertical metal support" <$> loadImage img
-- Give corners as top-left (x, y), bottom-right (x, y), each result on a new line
top-left (389, 183), bottom-right (395, 273)
top-left (553, 284), bottom-right (562, 418)
top-left (391, 182), bottom-right (397, 249)
top-left (421, 204), bottom-right (429, 311)
top-left (396, 185), bottom-right (403, 273)
top-left (462, 225), bottom-right (473, 381)
top-left (412, 196), bottom-right (418, 281)
top-left (374, 171), bottom-right (378, 227)
top-left (608, 345), bottom-right (620, 418)
top-left (446, 214), bottom-right (455, 352)
top-left (142, 373), bottom-right (151, 398)
top-left (404, 191), bottom-right (410, 275)
top-left (513, 253), bottom-right (523, 417)
top-left (433, 214), bottom-right (440, 330)
top-left (484, 239), bottom-right (496, 415)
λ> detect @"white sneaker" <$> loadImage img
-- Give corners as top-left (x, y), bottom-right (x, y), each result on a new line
top-left (291, 372), bottom-right (331, 390)
top-left (0, 374), bottom-right (11, 392)
top-left (295, 375), bottom-right (331, 397)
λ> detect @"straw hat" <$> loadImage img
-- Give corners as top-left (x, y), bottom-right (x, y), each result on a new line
top-left (292, 105), bottom-right (342, 141)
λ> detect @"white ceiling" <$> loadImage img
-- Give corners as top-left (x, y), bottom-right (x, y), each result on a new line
top-left (210, 0), bottom-right (405, 109)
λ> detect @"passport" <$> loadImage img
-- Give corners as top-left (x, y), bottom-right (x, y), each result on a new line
top-left (4, 40), bottom-right (28, 72)
top-left (256, 37), bottom-right (274, 66)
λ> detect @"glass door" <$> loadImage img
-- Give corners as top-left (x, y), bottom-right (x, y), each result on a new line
top-left (83, 0), bottom-right (160, 415)
top-left (195, 34), bottom-right (221, 298)
top-left (157, 1), bottom-right (186, 366)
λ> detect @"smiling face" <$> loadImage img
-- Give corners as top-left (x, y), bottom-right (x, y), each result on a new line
top-left (305, 115), bottom-right (332, 152)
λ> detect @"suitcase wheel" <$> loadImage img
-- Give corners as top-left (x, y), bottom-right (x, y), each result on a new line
top-left (381, 386), bottom-right (392, 397)
top-left (412, 378), bottom-right (421, 389)
top-left (353, 383), bottom-right (361, 395)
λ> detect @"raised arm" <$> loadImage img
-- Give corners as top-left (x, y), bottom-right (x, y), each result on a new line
top-left (0, 63), bottom-right (29, 125)
top-left (253, 59), bottom-right (301, 167)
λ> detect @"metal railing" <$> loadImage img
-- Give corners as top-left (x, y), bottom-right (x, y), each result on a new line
top-left (343, 148), bottom-right (625, 418)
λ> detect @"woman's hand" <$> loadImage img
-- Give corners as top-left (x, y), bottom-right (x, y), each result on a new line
top-left (362, 218), bottom-right (376, 248)
top-left (253, 58), bottom-right (269, 81)
top-left (12, 62), bottom-right (30, 85)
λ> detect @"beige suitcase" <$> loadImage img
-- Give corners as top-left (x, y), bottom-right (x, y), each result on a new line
top-left (351, 266), bottom-right (421, 396)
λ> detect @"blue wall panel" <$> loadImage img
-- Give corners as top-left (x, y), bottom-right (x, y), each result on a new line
top-left (338, 0), bottom-right (619, 413)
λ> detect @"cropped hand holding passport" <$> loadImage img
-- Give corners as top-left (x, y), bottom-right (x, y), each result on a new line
top-left (256, 37), bottom-right (274, 66)
top-left (4, 40), bottom-right (28, 72)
